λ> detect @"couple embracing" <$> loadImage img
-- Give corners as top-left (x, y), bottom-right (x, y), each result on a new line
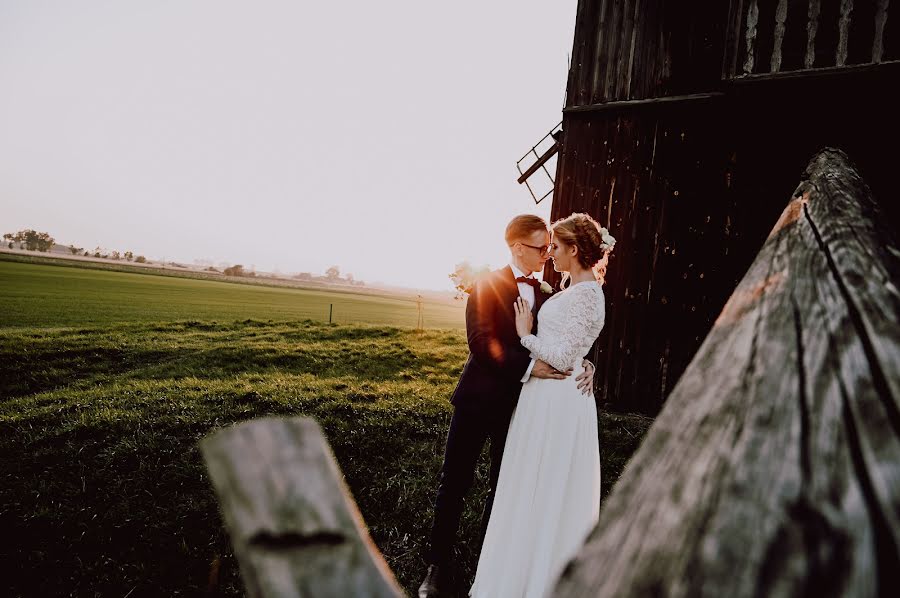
top-left (420, 213), bottom-right (615, 598)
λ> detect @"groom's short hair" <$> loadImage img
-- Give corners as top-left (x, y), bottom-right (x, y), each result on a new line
top-left (505, 214), bottom-right (548, 246)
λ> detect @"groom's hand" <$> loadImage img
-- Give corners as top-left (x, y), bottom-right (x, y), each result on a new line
top-left (531, 360), bottom-right (572, 380)
top-left (576, 360), bottom-right (595, 396)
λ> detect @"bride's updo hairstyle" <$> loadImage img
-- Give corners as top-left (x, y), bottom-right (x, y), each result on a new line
top-left (551, 212), bottom-right (615, 286)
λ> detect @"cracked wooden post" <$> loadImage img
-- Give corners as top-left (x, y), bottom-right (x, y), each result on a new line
top-left (552, 147), bottom-right (900, 596)
top-left (200, 417), bottom-right (403, 598)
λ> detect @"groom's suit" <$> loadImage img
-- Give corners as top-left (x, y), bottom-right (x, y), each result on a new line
top-left (426, 264), bottom-right (548, 567)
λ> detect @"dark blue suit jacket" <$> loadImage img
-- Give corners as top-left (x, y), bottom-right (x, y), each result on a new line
top-left (450, 266), bottom-right (548, 412)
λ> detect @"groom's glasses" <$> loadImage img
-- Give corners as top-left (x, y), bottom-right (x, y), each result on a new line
top-left (519, 242), bottom-right (550, 257)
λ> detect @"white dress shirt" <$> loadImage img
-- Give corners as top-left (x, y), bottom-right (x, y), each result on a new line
top-left (509, 262), bottom-right (537, 382)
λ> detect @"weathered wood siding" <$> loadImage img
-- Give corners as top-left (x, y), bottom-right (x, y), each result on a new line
top-left (566, 0), bottom-right (728, 107)
top-left (725, 0), bottom-right (899, 76)
top-left (552, 0), bottom-right (900, 414)
top-left (551, 105), bottom-right (740, 414)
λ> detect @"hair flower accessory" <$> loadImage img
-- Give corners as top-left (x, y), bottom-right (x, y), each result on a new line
top-left (600, 227), bottom-right (616, 252)
top-left (539, 281), bottom-right (553, 294)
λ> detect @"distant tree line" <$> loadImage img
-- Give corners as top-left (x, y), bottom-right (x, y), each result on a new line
top-left (223, 264), bottom-right (256, 277)
top-left (4, 230), bottom-right (55, 252)
top-left (293, 265), bottom-right (364, 286)
top-left (5, 229), bottom-right (356, 285)
top-left (3, 229), bottom-right (146, 263)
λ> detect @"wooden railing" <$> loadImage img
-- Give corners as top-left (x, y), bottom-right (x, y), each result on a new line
top-left (202, 149), bottom-right (900, 596)
top-left (725, 0), bottom-right (896, 77)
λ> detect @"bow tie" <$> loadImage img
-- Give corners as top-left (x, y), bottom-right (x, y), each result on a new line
top-left (515, 276), bottom-right (540, 289)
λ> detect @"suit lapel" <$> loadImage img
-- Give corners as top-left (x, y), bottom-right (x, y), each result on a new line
top-left (500, 266), bottom-right (520, 310)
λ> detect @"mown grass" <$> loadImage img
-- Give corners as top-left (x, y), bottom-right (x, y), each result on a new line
top-left (0, 320), bottom-right (652, 597)
top-left (0, 255), bottom-right (465, 330)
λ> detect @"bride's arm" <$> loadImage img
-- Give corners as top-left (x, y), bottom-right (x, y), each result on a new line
top-left (519, 286), bottom-right (604, 373)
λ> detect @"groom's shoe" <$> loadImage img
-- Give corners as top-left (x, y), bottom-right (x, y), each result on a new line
top-left (418, 564), bottom-right (447, 598)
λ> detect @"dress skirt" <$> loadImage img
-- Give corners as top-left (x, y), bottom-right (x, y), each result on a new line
top-left (470, 364), bottom-right (601, 598)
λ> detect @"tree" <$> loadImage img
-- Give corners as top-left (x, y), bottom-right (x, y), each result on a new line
top-left (3, 230), bottom-right (54, 252)
top-left (224, 264), bottom-right (245, 276)
top-left (134, 255), bottom-right (147, 263)
top-left (7, 243), bottom-right (11, 250)
top-left (325, 265), bottom-right (340, 280)
top-left (68, 245), bottom-right (83, 255)
top-left (294, 272), bottom-right (312, 281)
top-left (124, 251), bottom-right (134, 261)
top-left (111, 251), bottom-right (121, 260)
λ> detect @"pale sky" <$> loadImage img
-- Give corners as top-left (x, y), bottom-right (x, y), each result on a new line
top-left (0, 0), bottom-right (575, 290)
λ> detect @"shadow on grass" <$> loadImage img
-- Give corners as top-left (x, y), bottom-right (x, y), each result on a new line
top-left (0, 322), bottom-right (437, 401)
top-left (124, 343), bottom-right (422, 382)
top-left (0, 346), bottom-right (169, 399)
top-left (0, 320), bottom-right (651, 597)
top-left (0, 395), bottom-right (466, 597)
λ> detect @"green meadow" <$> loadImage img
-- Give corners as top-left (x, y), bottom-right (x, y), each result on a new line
top-left (0, 255), bottom-right (651, 597)
top-left (0, 254), bottom-right (465, 330)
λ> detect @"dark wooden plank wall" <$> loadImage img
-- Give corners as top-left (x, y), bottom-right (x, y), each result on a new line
top-left (551, 1), bottom-right (900, 413)
top-left (546, 0), bottom-right (900, 414)
top-left (566, 0), bottom-right (728, 107)
top-left (550, 106), bottom-right (736, 414)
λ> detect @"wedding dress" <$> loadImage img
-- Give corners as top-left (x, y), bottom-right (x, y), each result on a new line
top-left (470, 280), bottom-right (605, 598)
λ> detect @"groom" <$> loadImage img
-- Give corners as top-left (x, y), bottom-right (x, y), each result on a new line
top-left (419, 214), bottom-right (594, 597)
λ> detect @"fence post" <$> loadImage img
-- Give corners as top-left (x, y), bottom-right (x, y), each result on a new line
top-left (200, 417), bottom-right (404, 597)
top-left (416, 295), bottom-right (423, 330)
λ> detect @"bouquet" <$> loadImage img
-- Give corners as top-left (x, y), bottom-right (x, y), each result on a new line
top-left (449, 261), bottom-right (490, 299)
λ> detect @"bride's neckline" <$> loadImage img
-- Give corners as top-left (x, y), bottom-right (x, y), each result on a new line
top-left (565, 279), bottom-right (601, 289)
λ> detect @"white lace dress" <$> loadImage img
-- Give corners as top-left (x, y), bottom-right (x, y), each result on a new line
top-left (470, 280), bottom-right (605, 598)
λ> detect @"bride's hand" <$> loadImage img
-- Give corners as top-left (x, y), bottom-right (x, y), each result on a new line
top-left (513, 297), bottom-right (533, 338)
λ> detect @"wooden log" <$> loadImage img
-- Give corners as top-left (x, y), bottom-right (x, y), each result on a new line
top-left (200, 417), bottom-right (403, 598)
top-left (553, 148), bottom-right (900, 597)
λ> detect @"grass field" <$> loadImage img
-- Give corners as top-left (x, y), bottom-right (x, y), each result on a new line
top-left (0, 254), bottom-right (465, 330)
top-left (1, 257), bottom-right (652, 597)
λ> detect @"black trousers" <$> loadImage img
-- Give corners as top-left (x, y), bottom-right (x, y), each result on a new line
top-left (425, 402), bottom-right (515, 566)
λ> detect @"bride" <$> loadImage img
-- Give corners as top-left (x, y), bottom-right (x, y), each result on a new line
top-left (469, 212), bottom-right (614, 598)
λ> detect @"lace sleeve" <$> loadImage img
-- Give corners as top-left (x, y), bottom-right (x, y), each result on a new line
top-left (520, 284), bottom-right (605, 372)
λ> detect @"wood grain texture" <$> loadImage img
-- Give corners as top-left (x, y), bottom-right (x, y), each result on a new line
top-left (201, 417), bottom-right (403, 598)
top-left (873, 0), bottom-right (889, 62)
top-left (552, 149), bottom-right (900, 597)
top-left (744, 0), bottom-right (761, 73)
top-left (837, 0), bottom-right (854, 65)
top-left (566, 0), bottom-right (728, 106)
top-left (772, 0), bottom-right (789, 71)
top-left (806, 0), bottom-right (822, 68)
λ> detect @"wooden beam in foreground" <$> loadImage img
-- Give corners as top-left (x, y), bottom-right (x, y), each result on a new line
top-left (201, 417), bottom-right (403, 598)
